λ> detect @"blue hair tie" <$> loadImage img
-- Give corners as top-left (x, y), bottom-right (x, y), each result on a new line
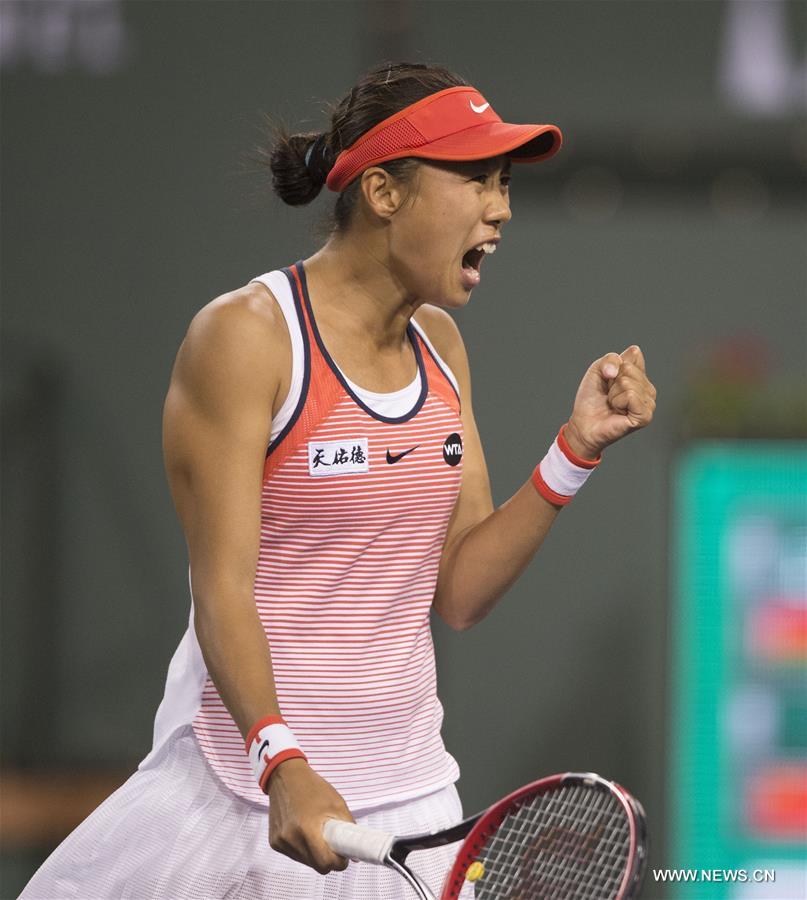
top-left (304, 136), bottom-right (322, 169)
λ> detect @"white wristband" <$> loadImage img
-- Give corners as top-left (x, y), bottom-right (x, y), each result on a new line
top-left (532, 425), bottom-right (601, 506)
top-left (540, 440), bottom-right (594, 495)
top-left (245, 716), bottom-right (306, 793)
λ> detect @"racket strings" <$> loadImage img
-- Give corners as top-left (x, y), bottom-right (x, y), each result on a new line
top-left (472, 783), bottom-right (632, 899)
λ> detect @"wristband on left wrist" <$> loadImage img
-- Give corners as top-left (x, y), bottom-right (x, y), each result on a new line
top-left (531, 424), bottom-right (601, 507)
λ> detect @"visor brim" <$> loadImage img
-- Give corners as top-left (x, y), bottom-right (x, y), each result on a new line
top-left (410, 122), bottom-right (562, 164)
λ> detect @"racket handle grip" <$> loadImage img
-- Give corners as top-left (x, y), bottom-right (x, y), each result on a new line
top-left (323, 818), bottom-right (393, 863)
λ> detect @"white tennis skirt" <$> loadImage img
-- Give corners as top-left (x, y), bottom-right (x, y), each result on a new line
top-left (20, 727), bottom-right (474, 899)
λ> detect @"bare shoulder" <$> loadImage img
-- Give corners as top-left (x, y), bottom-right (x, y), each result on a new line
top-left (181, 281), bottom-right (288, 369)
top-left (171, 281), bottom-right (290, 408)
top-left (412, 304), bottom-right (467, 375)
top-left (185, 281), bottom-right (287, 356)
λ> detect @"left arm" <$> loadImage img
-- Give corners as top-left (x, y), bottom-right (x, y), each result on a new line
top-left (416, 306), bottom-right (656, 631)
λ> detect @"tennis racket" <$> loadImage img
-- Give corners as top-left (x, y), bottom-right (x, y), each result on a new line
top-left (323, 771), bottom-right (647, 900)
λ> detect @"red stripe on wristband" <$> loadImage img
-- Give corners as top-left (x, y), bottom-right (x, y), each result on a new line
top-left (258, 748), bottom-right (308, 794)
top-left (245, 715), bottom-right (286, 752)
top-left (558, 424), bottom-right (601, 469)
top-left (531, 464), bottom-right (573, 507)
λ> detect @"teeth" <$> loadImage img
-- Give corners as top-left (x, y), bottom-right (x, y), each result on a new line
top-left (475, 242), bottom-right (497, 254)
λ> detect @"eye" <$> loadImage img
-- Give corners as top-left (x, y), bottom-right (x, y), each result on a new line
top-left (471, 172), bottom-right (511, 188)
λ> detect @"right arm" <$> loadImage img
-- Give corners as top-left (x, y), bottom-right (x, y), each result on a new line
top-left (162, 284), bottom-right (352, 874)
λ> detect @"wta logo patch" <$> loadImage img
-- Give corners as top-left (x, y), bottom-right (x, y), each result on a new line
top-left (442, 433), bottom-right (463, 466)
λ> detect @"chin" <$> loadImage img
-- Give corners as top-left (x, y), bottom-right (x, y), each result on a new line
top-left (428, 276), bottom-right (475, 309)
top-left (421, 291), bottom-right (471, 311)
top-left (442, 291), bottom-right (473, 309)
top-left (405, 268), bottom-right (473, 310)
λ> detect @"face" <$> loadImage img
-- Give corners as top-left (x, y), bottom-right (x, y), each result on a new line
top-left (385, 156), bottom-right (513, 308)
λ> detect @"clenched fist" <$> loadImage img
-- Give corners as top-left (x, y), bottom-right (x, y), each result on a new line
top-left (565, 346), bottom-right (657, 459)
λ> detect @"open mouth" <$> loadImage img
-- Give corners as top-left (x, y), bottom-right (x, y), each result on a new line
top-left (461, 241), bottom-right (498, 288)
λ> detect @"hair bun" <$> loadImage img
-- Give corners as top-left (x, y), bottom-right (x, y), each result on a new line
top-left (269, 131), bottom-right (329, 206)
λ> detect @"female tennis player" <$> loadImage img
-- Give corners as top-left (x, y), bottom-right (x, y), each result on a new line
top-left (20, 62), bottom-right (655, 899)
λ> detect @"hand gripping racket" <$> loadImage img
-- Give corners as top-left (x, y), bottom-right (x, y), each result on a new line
top-left (323, 772), bottom-right (647, 900)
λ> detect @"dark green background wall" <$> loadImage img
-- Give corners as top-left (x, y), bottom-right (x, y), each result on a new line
top-left (3, 1), bottom-right (805, 895)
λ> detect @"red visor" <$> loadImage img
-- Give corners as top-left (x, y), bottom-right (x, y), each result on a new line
top-left (326, 86), bottom-right (562, 193)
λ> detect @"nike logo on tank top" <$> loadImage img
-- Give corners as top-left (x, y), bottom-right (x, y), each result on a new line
top-left (191, 262), bottom-right (464, 808)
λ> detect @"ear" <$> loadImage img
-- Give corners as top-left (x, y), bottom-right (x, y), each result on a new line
top-left (358, 167), bottom-right (407, 219)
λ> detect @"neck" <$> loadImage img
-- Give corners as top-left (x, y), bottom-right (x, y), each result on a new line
top-left (302, 229), bottom-right (419, 351)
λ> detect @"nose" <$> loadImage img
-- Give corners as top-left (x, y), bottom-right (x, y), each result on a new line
top-left (485, 191), bottom-right (512, 228)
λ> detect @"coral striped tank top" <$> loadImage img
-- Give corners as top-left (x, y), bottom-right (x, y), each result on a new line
top-left (184, 262), bottom-right (464, 809)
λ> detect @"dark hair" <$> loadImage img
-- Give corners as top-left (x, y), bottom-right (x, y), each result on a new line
top-left (265, 62), bottom-right (468, 231)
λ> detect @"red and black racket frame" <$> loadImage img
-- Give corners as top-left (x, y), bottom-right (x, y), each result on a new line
top-left (388, 772), bottom-right (648, 900)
